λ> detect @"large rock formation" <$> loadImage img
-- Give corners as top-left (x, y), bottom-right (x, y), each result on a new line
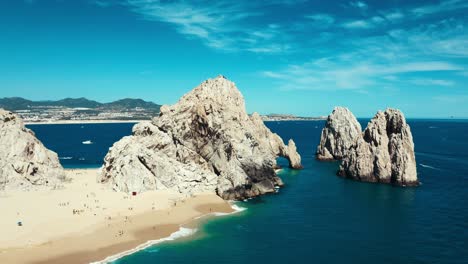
top-left (0, 109), bottom-right (66, 191)
top-left (99, 76), bottom-right (302, 200)
top-left (338, 109), bottom-right (418, 186)
top-left (316, 107), bottom-right (361, 160)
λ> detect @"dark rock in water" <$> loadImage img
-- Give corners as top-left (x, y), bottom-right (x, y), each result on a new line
top-left (316, 107), bottom-right (361, 160)
top-left (99, 76), bottom-right (303, 200)
top-left (338, 108), bottom-right (418, 186)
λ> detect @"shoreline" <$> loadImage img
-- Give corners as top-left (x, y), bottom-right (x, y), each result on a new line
top-left (22, 119), bottom-right (328, 125)
top-left (25, 120), bottom-right (144, 125)
top-left (95, 203), bottom-right (246, 264)
top-left (0, 169), bottom-right (234, 264)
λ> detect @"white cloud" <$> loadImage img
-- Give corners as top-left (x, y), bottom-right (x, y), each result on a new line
top-left (350, 1), bottom-right (368, 10)
top-left (412, 0), bottom-right (468, 16)
top-left (384, 11), bottom-right (404, 21)
top-left (409, 79), bottom-right (455, 86)
top-left (93, 1), bottom-right (111, 7)
top-left (342, 16), bottom-right (386, 29)
top-left (342, 20), bottom-right (372, 29)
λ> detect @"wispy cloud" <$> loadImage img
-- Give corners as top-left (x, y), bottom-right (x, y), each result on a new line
top-left (262, 59), bottom-right (462, 91)
top-left (349, 1), bottom-right (368, 10)
top-left (126, 0), bottom-right (294, 53)
top-left (305, 14), bottom-right (335, 27)
top-left (409, 79), bottom-right (455, 86)
top-left (342, 20), bottom-right (372, 29)
top-left (341, 16), bottom-right (386, 29)
top-left (93, 1), bottom-right (111, 8)
top-left (412, 0), bottom-right (468, 16)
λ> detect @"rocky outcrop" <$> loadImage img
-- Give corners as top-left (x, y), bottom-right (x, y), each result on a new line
top-left (0, 109), bottom-right (66, 191)
top-left (338, 109), bottom-right (418, 186)
top-left (316, 107), bottom-right (361, 160)
top-left (99, 76), bottom-right (302, 200)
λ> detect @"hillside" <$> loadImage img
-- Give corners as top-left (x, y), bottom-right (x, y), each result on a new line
top-left (0, 97), bottom-right (161, 111)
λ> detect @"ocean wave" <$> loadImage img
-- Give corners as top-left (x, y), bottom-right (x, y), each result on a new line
top-left (91, 227), bottom-right (197, 264)
top-left (59, 157), bottom-right (73, 160)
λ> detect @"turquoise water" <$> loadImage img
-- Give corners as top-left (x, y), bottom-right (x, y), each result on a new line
top-left (28, 120), bottom-right (468, 264)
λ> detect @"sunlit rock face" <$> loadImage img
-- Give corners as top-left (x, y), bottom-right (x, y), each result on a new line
top-left (100, 76), bottom-right (303, 200)
top-left (338, 109), bottom-right (418, 186)
top-left (316, 107), bottom-right (362, 161)
top-left (0, 109), bottom-right (66, 191)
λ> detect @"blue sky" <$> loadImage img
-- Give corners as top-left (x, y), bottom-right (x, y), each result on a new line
top-left (0, 0), bottom-right (467, 118)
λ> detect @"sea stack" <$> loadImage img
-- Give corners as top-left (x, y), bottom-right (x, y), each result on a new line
top-left (99, 75), bottom-right (303, 200)
top-left (0, 109), bottom-right (66, 191)
top-left (316, 107), bottom-right (361, 160)
top-left (338, 109), bottom-right (418, 186)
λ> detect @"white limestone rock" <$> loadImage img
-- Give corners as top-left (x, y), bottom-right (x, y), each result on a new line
top-left (338, 109), bottom-right (418, 186)
top-left (0, 109), bottom-right (66, 191)
top-left (99, 75), bottom-right (303, 199)
top-left (316, 107), bottom-right (361, 160)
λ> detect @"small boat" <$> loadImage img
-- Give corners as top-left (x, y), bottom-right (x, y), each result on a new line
top-left (82, 140), bottom-right (93, 145)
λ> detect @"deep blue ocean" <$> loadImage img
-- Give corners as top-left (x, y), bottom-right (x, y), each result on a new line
top-left (27, 120), bottom-right (468, 264)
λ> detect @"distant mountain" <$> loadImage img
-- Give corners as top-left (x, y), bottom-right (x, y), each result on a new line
top-left (47, 97), bottom-right (102, 108)
top-left (103, 98), bottom-right (161, 110)
top-left (0, 97), bottom-right (34, 110)
top-left (0, 97), bottom-right (161, 111)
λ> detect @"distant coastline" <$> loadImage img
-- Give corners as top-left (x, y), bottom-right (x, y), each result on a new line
top-left (260, 114), bottom-right (326, 121)
top-left (25, 119), bottom-right (143, 125)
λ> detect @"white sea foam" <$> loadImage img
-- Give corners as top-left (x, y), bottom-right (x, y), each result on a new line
top-left (419, 164), bottom-right (439, 170)
top-left (91, 227), bottom-right (197, 264)
top-left (59, 157), bottom-right (73, 160)
top-left (195, 203), bottom-right (247, 218)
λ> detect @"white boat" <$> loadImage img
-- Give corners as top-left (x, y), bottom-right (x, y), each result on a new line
top-left (82, 140), bottom-right (93, 145)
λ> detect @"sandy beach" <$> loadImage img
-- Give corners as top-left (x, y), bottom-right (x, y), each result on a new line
top-left (0, 169), bottom-right (233, 264)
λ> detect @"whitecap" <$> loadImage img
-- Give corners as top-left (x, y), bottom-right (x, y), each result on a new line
top-left (59, 157), bottom-right (73, 160)
top-left (82, 140), bottom-right (93, 145)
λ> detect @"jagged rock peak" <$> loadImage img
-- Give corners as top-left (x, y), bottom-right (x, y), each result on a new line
top-left (316, 107), bottom-right (362, 160)
top-left (0, 109), bottom-right (66, 191)
top-left (338, 108), bottom-right (418, 186)
top-left (99, 76), bottom-right (303, 200)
